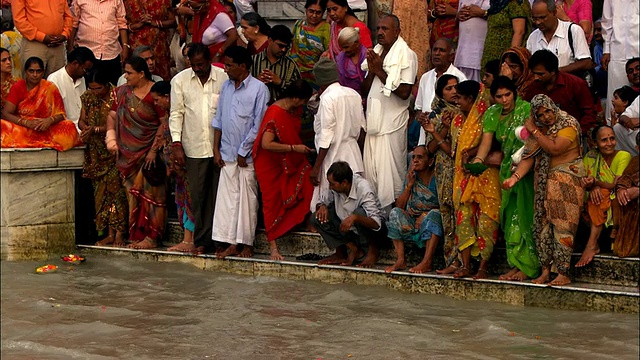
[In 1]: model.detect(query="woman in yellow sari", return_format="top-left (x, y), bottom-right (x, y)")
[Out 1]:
top-left (1, 57), bottom-right (78, 151)
top-left (577, 125), bottom-right (631, 267)
top-left (451, 80), bottom-right (501, 279)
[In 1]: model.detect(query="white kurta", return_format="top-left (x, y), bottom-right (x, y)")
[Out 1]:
top-left (47, 67), bottom-right (85, 131)
top-left (312, 83), bottom-right (366, 211)
top-left (364, 50), bottom-right (418, 209)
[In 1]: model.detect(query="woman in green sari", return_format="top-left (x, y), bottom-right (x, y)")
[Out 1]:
top-left (420, 74), bottom-right (462, 272)
top-left (472, 76), bottom-right (540, 281)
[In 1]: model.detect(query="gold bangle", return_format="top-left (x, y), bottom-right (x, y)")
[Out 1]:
top-left (513, 172), bottom-right (521, 180)
top-left (472, 156), bottom-right (485, 163)
top-left (290, 144), bottom-right (294, 152)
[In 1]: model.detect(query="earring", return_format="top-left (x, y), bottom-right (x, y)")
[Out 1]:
top-left (254, 31), bottom-right (258, 34)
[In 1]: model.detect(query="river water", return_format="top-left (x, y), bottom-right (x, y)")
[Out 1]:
top-left (1, 256), bottom-right (638, 360)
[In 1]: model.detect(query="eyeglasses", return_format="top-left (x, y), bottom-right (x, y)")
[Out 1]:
top-left (274, 42), bottom-right (290, 50)
top-left (82, 66), bottom-right (91, 74)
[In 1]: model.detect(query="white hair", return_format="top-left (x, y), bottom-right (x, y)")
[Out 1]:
top-left (338, 27), bottom-right (360, 44)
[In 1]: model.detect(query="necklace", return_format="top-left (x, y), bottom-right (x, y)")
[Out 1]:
top-left (130, 95), bottom-right (143, 112)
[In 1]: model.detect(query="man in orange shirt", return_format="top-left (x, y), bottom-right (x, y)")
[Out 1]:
top-left (11, 0), bottom-right (73, 77)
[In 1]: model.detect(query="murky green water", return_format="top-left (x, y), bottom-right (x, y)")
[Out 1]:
top-left (1, 256), bottom-right (638, 359)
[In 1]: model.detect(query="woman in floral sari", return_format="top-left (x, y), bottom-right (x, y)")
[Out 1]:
top-left (106, 56), bottom-right (167, 249)
top-left (1, 57), bottom-right (78, 151)
top-left (504, 94), bottom-right (585, 286)
top-left (420, 74), bottom-right (462, 273)
top-left (612, 133), bottom-right (639, 258)
top-left (474, 76), bottom-right (539, 281)
top-left (126, 0), bottom-right (176, 80)
top-left (325, 0), bottom-right (372, 60)
top-left (450, 80), bottom-right (500, 279)
top-left (79, 70), bottom-right (128, 247)
top-left (253, 80), bottom-right (315, 261)
top-left (289, 0), bottom-right (330, 89)
top-left (576, 125), bottom-right (631, 267)
top-left (500, 46), bottom-right (535, 97)
top-left (1, 47), bottom-right (15, 111)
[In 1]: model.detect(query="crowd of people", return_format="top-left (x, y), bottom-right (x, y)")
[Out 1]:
top-left (0, 0), bottom-right (638, 286)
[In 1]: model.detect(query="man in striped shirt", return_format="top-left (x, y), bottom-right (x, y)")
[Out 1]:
top-left (250, 24), bottom-right (301, 103)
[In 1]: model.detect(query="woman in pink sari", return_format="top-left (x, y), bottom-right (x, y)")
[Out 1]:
top-left (325, 0), bottom-right (372, 60)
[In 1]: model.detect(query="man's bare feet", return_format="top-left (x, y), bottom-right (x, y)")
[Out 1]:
top-left (239, 246), bottom-right (253, 258)
top-left (217, 244), bottom-right (241, 259)
top-left (549, 273), bottom-right (571, 286)
top-left (95, 235), bottom-right (115, 246)
top-left (340, 243), bottom-right (362, 266)
top-left (473, 268), bottom-right (489, 280)
top-left (509, 270), bottom-right (528, 281)
top-left (576, 246), bottom-right (600, 267)
top-left (409, 261), bottom-right (432, 274)
top-left (128, 237), bottom-right (156, 249)
top-left (532, 268), bottom-right (551, 284)
top-left (318, 252), bottom-right (348, 265)
top-left (453, 267), bottom-right (471, 278)
top-left (356, 245), bottom-right (378, 268)
top-left (499, 267), bottom-right (519, 280)
top-left (436, 262), bottom-right (460, 275)
top-left (167, 241), bottom-right (197, 253)
top-left (385, 259), bottom-right (407, 273)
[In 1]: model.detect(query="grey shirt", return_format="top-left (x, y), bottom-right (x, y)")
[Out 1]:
top-left (321, 174), bottom-right (385, 232)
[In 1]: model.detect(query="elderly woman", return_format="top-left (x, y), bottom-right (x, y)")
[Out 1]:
top-left (500, 46), bottom-right (535, 97)
top-left (420, 74), bottom-right (462, 273)
top-left (126, 0), bottom-right (177, 80)
top-left (576, 125), bottom-right (631, 267)
top-left (335, 27), bottom-right (367, 97)
top-left (177, 0), bottom-right (238, 63)
top-left (289, 0), bottom-right (330, 89)
top-left (79, 70), bottom-right (128, 247)
top-left (1, 57), bottom-right (78, 150)
top-left (106, 56), bottom-right (167, 250)
top-left (478, 0), bottom-right (531, 69)
top-left (240, 12), bottom-right (271, 55)
top-left (253, 79), bottom-right (315, 261)
top-left (325, 0), bottom-right (372, 60)
top-left (612, 132), bottom-right (639, 258)
top-left (504, 94), bottom-right (585, 286)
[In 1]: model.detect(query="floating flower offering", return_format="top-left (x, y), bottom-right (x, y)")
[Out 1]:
top-left (61, 254), bottom-right (85, 264)
top-left (36, 264), bottom-right (58, 274)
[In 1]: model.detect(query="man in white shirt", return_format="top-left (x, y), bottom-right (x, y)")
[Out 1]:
top-left (527, 0), bottom-right (593, 73)
top-left (614, 96), bottom-right (639, 156)
top-left (168, 43), bottom-right (228, 254)
top-left (47, 46), bottom-right (95, 130)
top-left (116, 45), bottom-right (163, 85)
top-left (416, 38), bottom-right (466, 145)
top-left (309, 57), bottom-right (366, 212)
top-left (601, 0), bottom-right (640, 123)
top-left (361, 16), bottom-right (417, 264)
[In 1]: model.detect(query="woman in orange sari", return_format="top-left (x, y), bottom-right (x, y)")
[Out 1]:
top-left (126, 0), bottom-right (177, 80)
top-left (253, 79), bottom-right (315, 260)
top-left (1, 57), bottom-right (78, 151)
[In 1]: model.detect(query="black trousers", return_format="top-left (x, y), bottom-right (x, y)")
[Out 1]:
top-left (185, 157), bottom-right (220, 250)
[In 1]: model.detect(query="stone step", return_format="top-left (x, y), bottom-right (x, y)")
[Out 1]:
top-left (77, 245), bottom-right (639, 314)
top-left (164, 221), bottom-right (640, 288)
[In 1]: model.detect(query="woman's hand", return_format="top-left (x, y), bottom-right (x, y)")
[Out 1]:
top-left (499, 62), bottom-right (514, 79)
top-left (421, 119), bottom-right (436, 134)
top-left (580, 176), bottom-right (595, 189)
top-left (80, 126), bottom-right (93, 143)
top-left (144, 150), bottom-right (157, 170)
top-left (32, 117), bottom-right (55, 132)
top-left (502, 176), bottom-right (518, 189)
top-left (292, 144), bottom-right (315, 154)
top-left (441, 110), bottom-right (453, 128)
top-left (589, 185), bottom-right (603, 205)
top-left (618, 187), bottom-right (639, 205)
top-left (406, 162), bottom-right (416, 188)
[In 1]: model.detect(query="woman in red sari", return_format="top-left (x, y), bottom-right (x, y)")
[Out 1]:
top-left (1, 57), bottom-right (78, 151)
top-left (106, 56), bottom-right (167, 249)
top-left (428, 0), bottom-right (460, 48)
top-left (125, 0), bottom-right (177, 80)
top-left (253, 79), bottom-right (315, 260)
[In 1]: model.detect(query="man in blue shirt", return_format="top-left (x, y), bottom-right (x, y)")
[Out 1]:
top-left (212, 46), bottom-right (270, 259)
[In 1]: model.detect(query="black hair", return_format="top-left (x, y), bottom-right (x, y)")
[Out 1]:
top-left (326, 0), bottom-right (356, 16)
top-left (529, 49), bottom-right (559, 73)
top-left (613, 86), bottom-right (640, 106)
top-left (24, 56), bottom-right (44, 71)
top-left (125, 56), bottom-right (153, 80)
top-left (501, 52), bottom-right (524, 69)
top-left (269, 25), bottom-right (293, 44)
top-left (490, 76), bottom-right (519, 97)
top-left (86, 70), bottom-right (110, 86)
top-left (281, 79), bottom-right (313, 100)
top-left (484, 59), bottom-right (501, 78)
top-left (242, 12), bottom-right (271, 36)
top-left (224, 46), bottom-right (253, 70)
top-left (435, 74), bottom-right (459, 98)
top-left (327, 161), bottom-right (353, 183)
top-left (626, 57), bottom-right (640, 70)
top-left (305, 0), bottom-right (328, 11)
top-left (67, 46), bottom-right (96, 65)
top-left (591, 124), bottom-right (613, 141)
top-left (456, 80), bottom-right (481, 102)
top-left (0, 47), bottom-right (8, 56)
top-left (150, 81), bottom-right (171, 96)
top-left (187, 42), bottom-right (211, 62)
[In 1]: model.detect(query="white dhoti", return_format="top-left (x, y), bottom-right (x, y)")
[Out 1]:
top-left (211, 162), bottom-right (259, 246)
top-left (605, 59), bottom-right (632, 124)
top-left (363, 129), bottom-right (407, 210)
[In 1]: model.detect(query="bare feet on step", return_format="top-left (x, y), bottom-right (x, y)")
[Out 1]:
top-left (436, 262), bottom-right (460, 275)
top-left (409, 261), bottom-right (432, 274)
top-left (549, 273), bottom-right (571, 286)
top-left (238, 246), bottom-right (253, 258)
top-left (340, 243), bottom-right (362, 266)
top-left (95, 235), bottom-right (115, 246)
top-left (453, 266), bottom-right (471, 278)
top-left (499, 267), bottom-right (519, 280)
top-left (318, 252), bottom-right (348, 265)
top-left (113, 232), bottom-right (126, 247)
top-left (128, 237), bottom-right (156, 249)
top-left (473, 268), bottom-right (489, 280)
top-left (576, 246), bottom-right (600, 267)
top-left (385, 259), bottom-right (407, 273)
top-left (217, 244), bottom-right (240, 259)
top-left (509, 270), bottom-right (528, 281)
top-left (167, 241), bottom-right (197, 253)
top-left (532, 268), bottom-right (551, 284)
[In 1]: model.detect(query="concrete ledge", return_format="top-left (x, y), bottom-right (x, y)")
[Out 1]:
top-left (77, 245), bottom-right (640, 314)
top-left (0, 147), bottom-right (85, 172)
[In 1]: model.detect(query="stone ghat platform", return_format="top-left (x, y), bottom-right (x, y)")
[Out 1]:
top-left (78, 226), bottom-right (639, 314)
